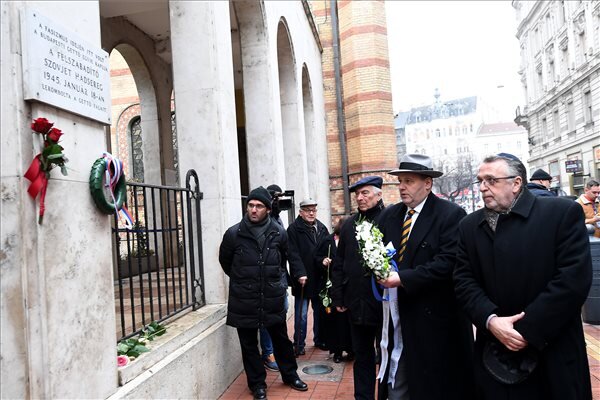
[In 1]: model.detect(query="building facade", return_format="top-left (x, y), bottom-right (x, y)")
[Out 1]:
top-left (404, 92), bottom-right (482, 173)
top-left (399, 91), bottom-right (528, 212)
top-left (513, 0), bottom-right (600, 195)
top-left (311, 0), bottom-right (399, 219)
top-left (1, 1), bottom-right (329, 398)
top-left (1, 0), bottom-right (398, 398)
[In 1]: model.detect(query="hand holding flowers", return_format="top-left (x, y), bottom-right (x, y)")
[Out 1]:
top-left (355, 218), bottom-right (396, 280)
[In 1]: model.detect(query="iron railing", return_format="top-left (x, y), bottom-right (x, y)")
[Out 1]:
top-left (113, 170), bottom-right (205, 340)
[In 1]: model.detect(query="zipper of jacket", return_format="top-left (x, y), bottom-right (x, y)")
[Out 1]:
top-left (257, 229), bottom-right (279, 327)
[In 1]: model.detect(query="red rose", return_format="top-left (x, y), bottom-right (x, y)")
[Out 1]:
top-left (31, 118), bottom-right (54, 134)
top-left (47, 128), bottom-right (63, 142)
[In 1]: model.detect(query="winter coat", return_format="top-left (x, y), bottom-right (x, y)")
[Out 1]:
top-left (218, 216), bottom-right (304, 329)
top-left (454, 189), bottom-right (592, 400)
top-left (287, 216), bottom-right (329, 298)
top-left (314, 233), bottom-right (353, 354)
top-left (526, 182), bottom-right (556, 197)
top-left (331, 200), bottom-right (385, 326)
top-left (577, 194), bottom-right (600, 238)
top-left (377, 193), bottom-right (474, 400)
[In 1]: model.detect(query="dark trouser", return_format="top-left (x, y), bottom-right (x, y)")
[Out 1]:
top-left (350, 323), bottom-right (379, 400)
top-left (237, 321), bottom-right (299, 391)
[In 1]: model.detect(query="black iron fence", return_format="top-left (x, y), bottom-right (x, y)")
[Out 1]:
top-left (113, 170), bottom-right (205, 340)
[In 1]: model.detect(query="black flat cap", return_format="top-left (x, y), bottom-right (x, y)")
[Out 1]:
top-left (349, 176), bottom-right (383, 192)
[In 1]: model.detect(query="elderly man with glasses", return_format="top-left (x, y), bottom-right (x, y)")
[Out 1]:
top-left (287, 198), bottom-right (329, 356)
top-left (454, 153), bottom-right (592, 400)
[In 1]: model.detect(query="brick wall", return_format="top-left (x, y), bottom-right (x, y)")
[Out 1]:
top-left (310, 0), bottom-right (399, 221)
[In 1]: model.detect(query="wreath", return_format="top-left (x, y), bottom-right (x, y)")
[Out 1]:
top-left (89, 153), bottom-right (132, 228)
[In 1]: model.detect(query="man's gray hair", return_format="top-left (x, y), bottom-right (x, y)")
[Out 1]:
top-left (482, 154), bottom-right (527, 183)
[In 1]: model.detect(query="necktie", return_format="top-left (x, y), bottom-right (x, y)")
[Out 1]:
top-left (398, 210), bottom-right (415, 262)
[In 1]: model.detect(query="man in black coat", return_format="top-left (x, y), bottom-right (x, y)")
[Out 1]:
top-left (331, 175), bottom-right (385, 400)
top-left (376, 154), bottom-right (474, 400)
top-left (219, 187), bottom-right (308, 400)
top-left (287, 198), bottom-right (329, 355)
top-left (454, 154), bottom-right (592, 400)
top-left (526, 168), bottom-right (556, 197)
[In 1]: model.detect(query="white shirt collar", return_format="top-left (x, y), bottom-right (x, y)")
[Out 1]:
top-left (408, 195), bottom-right (428, 215)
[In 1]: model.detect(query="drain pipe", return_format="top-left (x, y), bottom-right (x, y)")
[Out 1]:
top-left (330, 0), bottom-right (351, 215)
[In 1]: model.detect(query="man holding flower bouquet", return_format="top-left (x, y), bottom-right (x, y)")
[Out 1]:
top-left (376, 154), bottom-right (475, 400)
top-left (331, 176), bottom-right (386, 400)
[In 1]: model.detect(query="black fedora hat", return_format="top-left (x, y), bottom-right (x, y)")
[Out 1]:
top-left (482, 340), bottom-right (538, 385)
top-left (388, 154), bottom-right (443, 178)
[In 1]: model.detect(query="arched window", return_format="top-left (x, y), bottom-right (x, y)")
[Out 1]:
top-left (129, 116), bottom-right (144, 182)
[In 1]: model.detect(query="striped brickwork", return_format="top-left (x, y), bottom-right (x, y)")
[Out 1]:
top-left (310, 0), bottom-right (399, 219)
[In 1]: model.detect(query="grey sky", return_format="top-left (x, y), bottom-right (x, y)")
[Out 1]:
top-left (385, 0), bottom-right (524, 120)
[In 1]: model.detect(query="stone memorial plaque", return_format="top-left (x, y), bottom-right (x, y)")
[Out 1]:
top-left (20, 8), bottom-right (111, 124)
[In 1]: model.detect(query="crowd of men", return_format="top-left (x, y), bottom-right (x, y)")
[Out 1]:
top-left (219, 152), bottom-right (596, 400)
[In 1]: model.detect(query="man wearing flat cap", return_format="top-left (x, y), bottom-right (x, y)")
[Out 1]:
top-left (331, 175), bottom-right (386, 399)
top-left (219, 186), bottom-right (308, 399)
top-left (454, 154), bottom-right (591, 399)
top-left (377, 154), bottom-right (475, 400)
top-left (287, 198), bottom-right (329, 355)
top-left (526, 169), bottom-right (556, 197)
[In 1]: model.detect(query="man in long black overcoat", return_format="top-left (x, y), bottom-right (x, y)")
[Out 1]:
top-left (454, 153), bottom-right (592, 400)
top-left (377, 154), bottom-right (475, 400)
top-left (287, 198), bottom-right (329, 354)
top-left (331, 175), bottom-right (385, 400)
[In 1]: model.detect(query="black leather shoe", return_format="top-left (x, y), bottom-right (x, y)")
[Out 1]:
top-left (253, 387), bottom-right (267, 400)
top-left (333, 353), bottom-right (343, 363)
top-left (287, 378), bottom-right (308, 391)
top-left (294, 348), bottom-right (305, 357)
top-left (315, 342), bottom-right (329, 351)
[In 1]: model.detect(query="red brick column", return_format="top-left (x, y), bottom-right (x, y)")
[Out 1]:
top-left (311, 0), bottom-right (399, 222)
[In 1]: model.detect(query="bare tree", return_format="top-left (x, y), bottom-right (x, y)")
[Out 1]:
top-left (433, 153), bottom-right (477, 205)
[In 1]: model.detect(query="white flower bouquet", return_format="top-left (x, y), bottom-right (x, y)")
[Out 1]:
top-left (355, 218), bottom-right (396, 280)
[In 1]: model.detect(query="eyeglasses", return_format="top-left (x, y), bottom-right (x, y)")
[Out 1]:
top-left (301, 208), bottom-right (317, 214)
top-left (473, 176), bottom-right (517, 187)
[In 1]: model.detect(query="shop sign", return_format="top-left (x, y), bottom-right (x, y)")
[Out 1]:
top-left (565, 159), bottom-right (583, 173)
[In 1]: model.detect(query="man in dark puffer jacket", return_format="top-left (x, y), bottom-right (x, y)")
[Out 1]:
top-left (219, 186), bottom-right (308, 400)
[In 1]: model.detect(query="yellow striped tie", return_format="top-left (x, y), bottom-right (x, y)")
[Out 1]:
top-left (398, 209), bottom-right (415, 262)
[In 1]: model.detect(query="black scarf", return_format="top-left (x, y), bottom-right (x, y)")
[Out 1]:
top-left (358, 199), bottom-right (385, 221)
top-left (243, 213), bottom-right (271, 248)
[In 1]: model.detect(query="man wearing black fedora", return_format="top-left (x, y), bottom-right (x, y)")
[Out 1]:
top-left (331, 175), bottom-right (386, 400)
top-left (376, 154), bottom-right (475, 400)
top-left (526, 168), bottom-right (556, 197)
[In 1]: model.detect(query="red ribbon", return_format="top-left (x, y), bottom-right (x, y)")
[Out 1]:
top-left (24, 154), bottom-right (48, 223)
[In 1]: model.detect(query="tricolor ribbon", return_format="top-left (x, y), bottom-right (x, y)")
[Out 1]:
top-left (102, 152), bottom-right (133, 229)
top-left (24, 154), bottom-right (49, 224)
